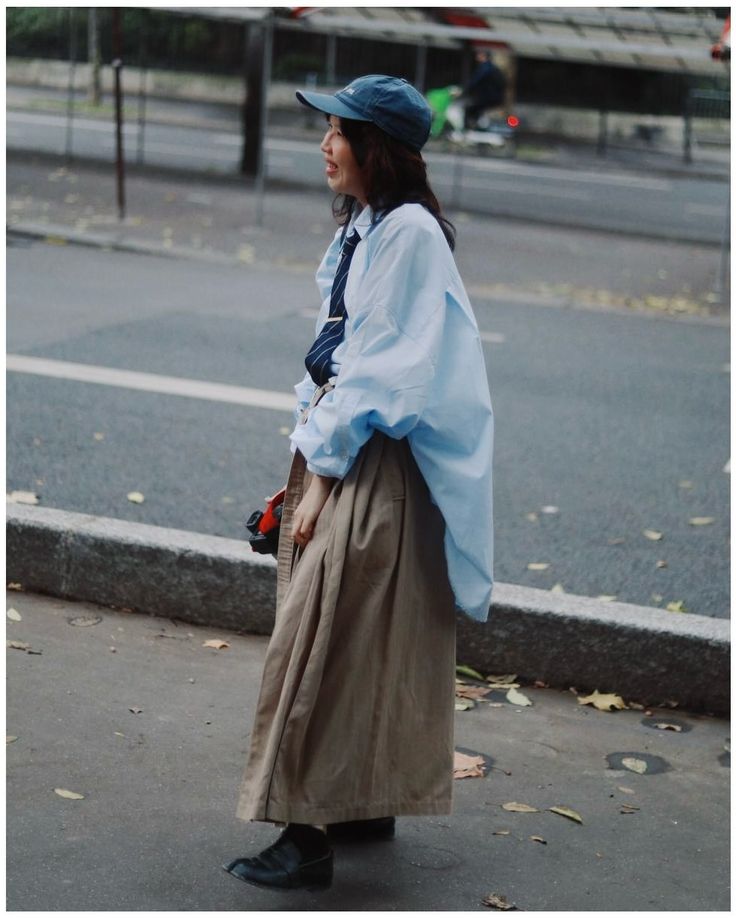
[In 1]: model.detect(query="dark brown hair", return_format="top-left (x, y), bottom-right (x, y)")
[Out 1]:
top-left (332, 117), bottom-right (456, 251)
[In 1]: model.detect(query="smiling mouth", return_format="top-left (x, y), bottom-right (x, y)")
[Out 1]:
top-left (325, 160), bottom-right (338, 175)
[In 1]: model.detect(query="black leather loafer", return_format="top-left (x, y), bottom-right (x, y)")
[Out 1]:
top-left (326, 816), bottom-right (396, 842)
top-left (223, 829), bottom-right (333, 891)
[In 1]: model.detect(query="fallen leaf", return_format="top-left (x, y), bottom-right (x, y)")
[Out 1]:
top-left (678, 480), bottom-right (694, 489)
top-left (656, 560), bottom-right (668, 569)
top-left (620, 804), bottom-right (640, 812)
top-left (577, 690), bottom-right (628, 712)
top-left (93, 432), bottom-right (105, 441)
top-left (457, 663), bottom-right (485, 681)
top-left (127, 491), bottom-right (145, 504)
top-left (482, 892), bottom-right (517, 910)
top-left (486, 673), bottom-right (517, 684)
top-left (502, 801), bottom-right (539, 813)
top-left (529, 835), bottom-right (547, 844)
top-left (7, 583), bottom-right (22, 591)
top-left (128, 707), bottom-right (143, 714)
top-left (628, 701), bottom-right (645, 710)
top-left (527, 562), bottom-right (550, 571)
top-left (202, 639), bottom-right (229, 650)
top-left (724, 738), bottom-right (730, 753)
top-left (114, 731), bottom-right (125, 737)
top-left (643, 529), bottom-right (663, 541)
top-left (617, 786), bottom-right (635, 794)
top-left (453, 751), bottom-right (486, 779)
top-left (550, 583), bottom-right (565, 593)
top-left (7, 735), bottom-right (18, 744)
top-left (540, 505), bottom-right (559, 514)
top-left (54, 788), bottom-right (85, 800)
top-left (666, 601), bottom-right (686, 613)
top-left (6, 640), bottom-right (31, 651)
top-left (689, 517), bottom-right (714, 526)
top-left (549, 805), bottom-right (583, 824)
top-left (493, 829), bottom-right (511, 836)
top-left (7, 608), bottom-right (22, 622)
top-left (597, 595), bottom-right (617, 602)
top-left (525, 512), bottom-right (538, 522)
top-left (7, 490), bottom-right (39, 505)
top-left (653, 722), bottom-right (682, 732)
top-left (506, 687), bottom-right (532, 707)
top-left (621, 756), bottom-right (648, 774)
top-left (456, 684), bottom-right (492, 700)
top-left (455, 700), bottom-right (475, 711)
top-left (67, 616), bottom-right (101, 627)
top-left (533, 679), bottom-right (549, 688)
top-left (608, 537), bottom-right (625, 545)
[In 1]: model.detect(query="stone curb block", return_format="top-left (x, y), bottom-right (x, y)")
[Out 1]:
top-left (7, 504), bottom-right (730, 713)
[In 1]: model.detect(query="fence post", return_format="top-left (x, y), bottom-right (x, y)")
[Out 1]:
top-left (65, 7), bottom-right (77, 163)
top-left (683, 91), bottom-right (693, 164)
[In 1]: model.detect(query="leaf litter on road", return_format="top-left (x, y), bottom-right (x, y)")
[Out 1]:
top-left (54, 788), bottom-right (85, 800)
top-left (482, 892), bottom-right (517, 910)
top-left (577, 690), bottom-right (628, 711)
top-left (202, 639), bottom-right (230, 650)
top-left (6, 608), bottom-right (22, 622)
top-left (502, 802), bottom-right (539, 813)
top-left (643, 529), bottom-right (663, 541)
top-left (7, 491), bottom-right (39, 505)
top-left (549, 805), bottom-right (583, 824)
top-left (456, 663), bottom-right (485, 681)
top-left (506, 687), bottom-right (532, 706)
top-left (453, 751), bottom-right (486, 779)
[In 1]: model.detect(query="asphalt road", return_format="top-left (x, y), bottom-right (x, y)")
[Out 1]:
top-left (6, 237), bottom-right (729, 618)
top-left (6, 108), bottom-right (729, 244)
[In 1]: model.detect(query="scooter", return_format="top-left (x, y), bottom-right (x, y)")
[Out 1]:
top-left (426, 85), bottom-right (519, 156)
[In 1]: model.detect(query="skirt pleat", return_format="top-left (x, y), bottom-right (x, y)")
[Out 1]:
top-left (236, 432), bottom-right (457, 825)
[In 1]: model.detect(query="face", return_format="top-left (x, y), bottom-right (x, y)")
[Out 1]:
top-left (320, 116), bottom-right (367, 205)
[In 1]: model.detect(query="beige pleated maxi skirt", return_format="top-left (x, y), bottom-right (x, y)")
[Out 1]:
top-left (236, 414), bottom-right (457, 826)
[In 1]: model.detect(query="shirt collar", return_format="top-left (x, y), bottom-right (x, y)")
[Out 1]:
top-left (352, 205), bottom-right (374, 239)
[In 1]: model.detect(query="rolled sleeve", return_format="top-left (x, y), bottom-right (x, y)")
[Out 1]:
top-left (289, 216), bottom-right (449, 478)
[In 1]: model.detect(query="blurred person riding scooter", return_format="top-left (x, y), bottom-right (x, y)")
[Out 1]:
top-left (459, 49), bottom-right (507, 129)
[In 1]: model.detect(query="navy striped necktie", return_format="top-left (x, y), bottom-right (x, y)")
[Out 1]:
top-left (305, 229), bottom-right (362, 386)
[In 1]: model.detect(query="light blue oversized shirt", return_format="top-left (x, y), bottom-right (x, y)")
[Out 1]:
top-left (290, 203), bottom-right (494, 622)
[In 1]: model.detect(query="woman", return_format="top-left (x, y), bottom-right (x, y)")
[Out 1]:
top-left (224, 75), bottom-right (494, 892)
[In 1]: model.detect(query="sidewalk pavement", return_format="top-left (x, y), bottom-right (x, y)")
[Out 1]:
top-left (7, 150), bottom-right (728, 321)
top-left (6, 590), bottom-right (730, 911)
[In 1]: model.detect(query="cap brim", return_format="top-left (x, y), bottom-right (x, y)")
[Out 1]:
top-left (295, 89), bottom-right (371, 122)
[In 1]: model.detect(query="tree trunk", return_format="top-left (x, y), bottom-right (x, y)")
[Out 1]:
top-left (87, 8), bottom-right (101, 106)
top-left (241, 24), bottom-right (264, 177)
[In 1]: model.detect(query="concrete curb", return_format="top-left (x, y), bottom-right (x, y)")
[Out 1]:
top-left (7, 504), bottom-right (729, 713)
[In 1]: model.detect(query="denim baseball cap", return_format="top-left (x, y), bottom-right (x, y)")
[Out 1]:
top-left (296, 74), bottom-right (432, 151)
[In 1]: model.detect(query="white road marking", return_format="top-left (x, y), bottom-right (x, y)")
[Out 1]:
top-left (6, 354), bottom-right (295, 413)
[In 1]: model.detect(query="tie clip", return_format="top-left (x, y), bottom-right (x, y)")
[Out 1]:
top-left (325, 316), bottom-right (344, 322)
